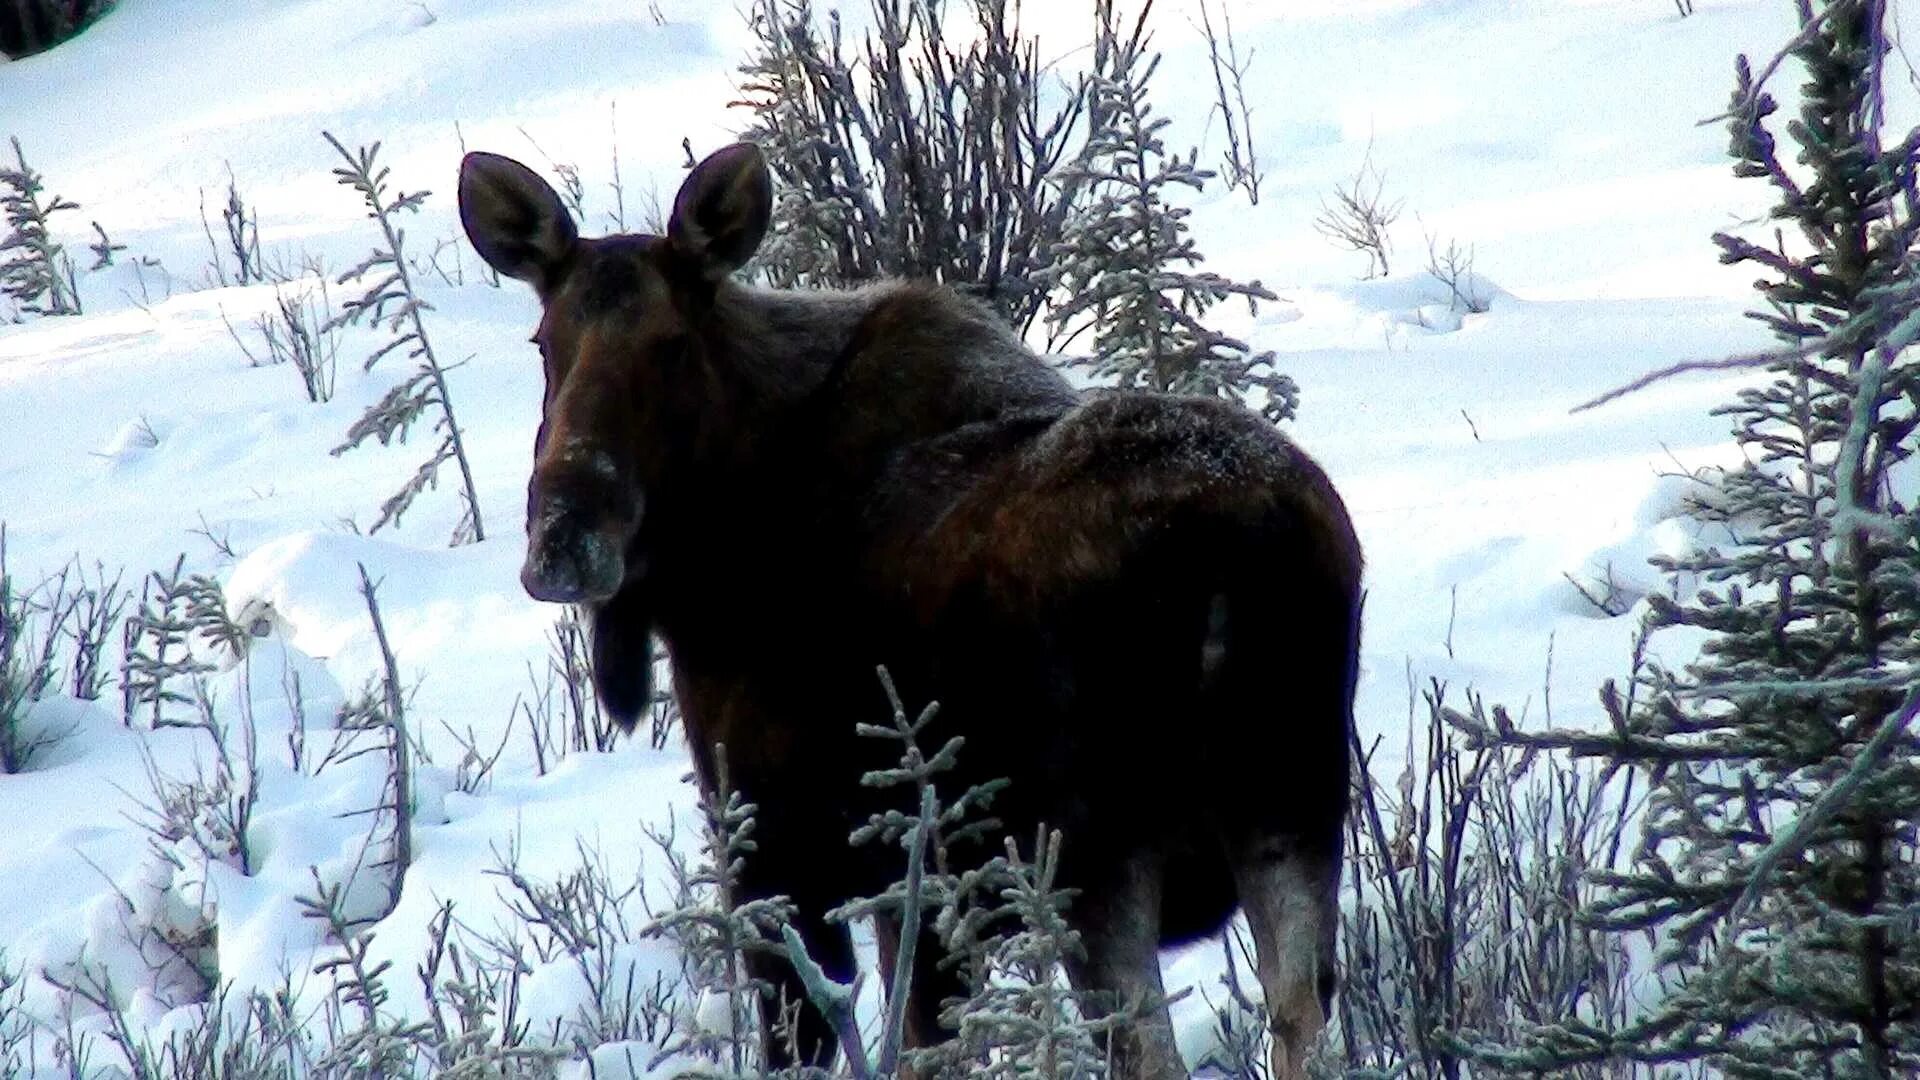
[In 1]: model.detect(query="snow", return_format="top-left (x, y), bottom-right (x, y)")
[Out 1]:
top-left (0, 0), bottom-right (1889, 1073)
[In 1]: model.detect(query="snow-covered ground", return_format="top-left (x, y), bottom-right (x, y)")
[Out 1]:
top-left (0, 0), bottom-right (1885, 1073)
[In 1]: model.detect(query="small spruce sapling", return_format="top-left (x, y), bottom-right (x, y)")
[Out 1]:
top-left (324, 132), bottom-right (486, 546)
top-left (643, 748), bottom-right (797, 1074)
top-left (0, 136), bottom-right (82, 316)
top-left (87, 221), bottom-right (124, 270)
top-left (823, 669), bottom-right (1117, 1077)
top-left (297, 867), bottom-right (431, 1076)
top-left (938, 828), bottom-right (1120, 1079)
top-left (1045, 2), bottom-right (1297, 423)
top-left (119, 556), bottom-right (238, 730)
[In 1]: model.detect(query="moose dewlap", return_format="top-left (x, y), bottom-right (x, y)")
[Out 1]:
top-left (459, 140), bottom-right (1362, 1080)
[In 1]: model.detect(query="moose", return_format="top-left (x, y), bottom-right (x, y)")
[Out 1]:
top-left (458, 142), bottom-right (1362, 1079)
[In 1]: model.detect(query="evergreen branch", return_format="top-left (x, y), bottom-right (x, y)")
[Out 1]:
top-left (1728, 677), bottom-right (1920, 923)
top-left (1571, 345), bottom-right (1822, 413)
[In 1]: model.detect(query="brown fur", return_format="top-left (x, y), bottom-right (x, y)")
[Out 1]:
top-left (460, 143), bottom-right (1362, 1079)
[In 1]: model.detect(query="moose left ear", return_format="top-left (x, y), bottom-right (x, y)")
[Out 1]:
top-left (668, 142), bottom-right (772, 280)
top-left (459, 151), bottom-right (579, 291)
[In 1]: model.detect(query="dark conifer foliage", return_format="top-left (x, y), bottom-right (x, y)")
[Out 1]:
top-left (1451, 2), bottom-right (1920, 1074)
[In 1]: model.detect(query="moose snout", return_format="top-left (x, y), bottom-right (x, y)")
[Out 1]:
top-left (521, 499), bottom-right (628, 604)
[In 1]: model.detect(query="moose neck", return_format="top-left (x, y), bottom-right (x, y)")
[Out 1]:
top-left (631, 281), bottom-right (890, 655)
top-left (708, 280), bottom-right (877, 394)
top-left (641, 279), bottom-right (883, 521)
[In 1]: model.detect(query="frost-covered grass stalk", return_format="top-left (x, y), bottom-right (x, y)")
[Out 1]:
top-left (199, 170), bottom-right (264, 288)
top-left (324, 131), bottom-right (486, 546)
top-left (1196, 0), bottom-right (1262, 206)
top-left (415, 899), bottom-right (571, 1075)
top-left (268, 275), bottom-right (341, 403)
top-left (0, 135), bottom-right (82, 317)
top-left (1, 531), bottom-right (129, 770)
top-left (0, 951), bottom-right (30, 1075)
top-left (485, 836), bottom-right (674, 1057)
top-left (223, 268), bottom-right (342, 404)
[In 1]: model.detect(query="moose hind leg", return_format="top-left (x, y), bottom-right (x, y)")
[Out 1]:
top-left (1061, 854), bottom-right (1186, 1080)
top-left (1228, 830), bottom-right (1341, 1080)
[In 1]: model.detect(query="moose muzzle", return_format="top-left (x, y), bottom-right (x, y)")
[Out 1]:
top-left (520, 469), bottom-right (640, 604)
top-left (521, 509), bottom-right (625, 603)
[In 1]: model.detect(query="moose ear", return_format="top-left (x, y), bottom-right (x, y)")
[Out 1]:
top-left (458, 151), bottom-right (579, 290)
top-left (668, 142), bottom-right (772, 280)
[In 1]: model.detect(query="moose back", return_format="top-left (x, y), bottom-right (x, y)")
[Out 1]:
top-left (458, 142), bottom-right (1362, 1080)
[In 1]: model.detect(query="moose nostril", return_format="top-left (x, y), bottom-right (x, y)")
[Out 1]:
top-left (521, 558), bottom-right (584, 603)
top-left (523, 504), bottom-right (624, 603)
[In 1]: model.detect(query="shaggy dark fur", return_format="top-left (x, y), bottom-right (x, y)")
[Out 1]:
top-left (459, 143), bottom-right (1362, 1080)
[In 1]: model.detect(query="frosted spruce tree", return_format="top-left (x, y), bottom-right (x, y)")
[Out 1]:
top-left (1042, 2), bottom-right (1296, 423)
top-left (0, 137), bottom-right (81, 317)
top-left (1450, 2), bottom-right (1920, 1074)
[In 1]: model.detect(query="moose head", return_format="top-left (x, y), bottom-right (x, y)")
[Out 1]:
top-left (456, 143), bottom-right (773, 605)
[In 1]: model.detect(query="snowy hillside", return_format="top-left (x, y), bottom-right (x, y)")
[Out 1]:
top-left (0, 0), bottom-right (1885, 1075)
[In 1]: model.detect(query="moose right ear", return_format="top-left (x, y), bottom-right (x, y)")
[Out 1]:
top-left (458, 151), bottom-right (579, 291)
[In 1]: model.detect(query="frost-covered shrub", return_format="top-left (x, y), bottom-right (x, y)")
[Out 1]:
top-left (1313, 145), bottom-right (1401, 282)
top-left (735, 0), bottom-right (1107, 334)
top-left (1326, 681), bottom-right (1637, 1079)
top-left (0, 540), bottom-right (127, 771)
